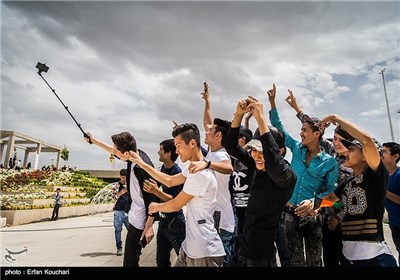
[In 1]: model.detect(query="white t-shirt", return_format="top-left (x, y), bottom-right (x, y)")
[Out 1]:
top-left (181, 165), bottom-right (225, 259)
top-left (343, 240), bottom-right (393, 260)
top-left (206, 149), bottom-right (235, 233)
top-left (127, 163), bottom-right (147, 230)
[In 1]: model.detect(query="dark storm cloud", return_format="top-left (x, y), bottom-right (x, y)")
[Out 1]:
top-left (1, 1), bottom-right (399, 166)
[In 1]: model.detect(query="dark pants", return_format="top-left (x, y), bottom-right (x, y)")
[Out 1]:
top-left (156, 215), bottom-right (186, 267)
top-left (236, 249), bottom-right (277, 267)
top-left (123, 223), bottom-right (143, 267)
top-left (51, 204), bottom-right (61, 220)
top-left (232, 235), bottom-right (277, 267)
top-left (283, 207), bottom-right (323, 267)
top-left (234, 208), bottom-right (246, 237)
top-left (276, 211), bottom-right (291, 267)
top-left (322, 213), bottom-right (345, 267)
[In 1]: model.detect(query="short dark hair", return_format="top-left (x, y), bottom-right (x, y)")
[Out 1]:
top-left (172, 123), bottom-right (200, 148)
top-left (111, 132), bottom-right (137, 153)
top-left (239, 127), bottom-right (253, 144)
top-left (254, 126), bottom-right (286, 156)
top-left (160, 139), bottom-right (178, 162)
top-left (214, 118), bottom-right (231, 147)
top-left (301, 114), bottom-right (325, 140)
top-left (56, 188), bottom-right (61, 191)
top-left (334, 126), bottom-right (354, 141)
top-left (383, 142), bottom-right (400, 164)
top-left (269, 126), bottom-right (285, 149)
top-left (119, 168), bottom-right (127, 176)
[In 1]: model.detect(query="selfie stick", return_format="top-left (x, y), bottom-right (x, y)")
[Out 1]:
top-left (35, 62), bottom-right (92, 144)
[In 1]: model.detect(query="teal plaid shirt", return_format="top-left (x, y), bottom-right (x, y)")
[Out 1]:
top-left (269, 108), bottom-right (339, 205)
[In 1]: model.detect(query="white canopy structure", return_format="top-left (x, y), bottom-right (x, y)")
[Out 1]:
top-left (0, 130), bottom-right (62, 169)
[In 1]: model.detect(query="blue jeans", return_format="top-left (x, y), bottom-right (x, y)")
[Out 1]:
top-left (114, 210), bottom-right (129, 249)
top-left (219, 228), bottom-right (235, 267)
top-left (157, 215), bottom-right (186, 267)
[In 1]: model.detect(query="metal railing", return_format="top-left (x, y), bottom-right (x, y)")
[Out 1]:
top-left (63, 162), bottom-right (126, 171)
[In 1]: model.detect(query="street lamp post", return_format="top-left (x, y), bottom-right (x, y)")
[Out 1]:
top-left (379, 68), bottom-right (395, 141)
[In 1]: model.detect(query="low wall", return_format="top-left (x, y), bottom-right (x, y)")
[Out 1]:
top-left (1, 204), bottom-right (113, 226)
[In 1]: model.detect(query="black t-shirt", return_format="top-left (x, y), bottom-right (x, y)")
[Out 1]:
top-left (160, 164), bottom-right (185, 219)
top-left (229, 157), bottom-right (255, 218)
top-left (334, 161), bottom-right (388, 242)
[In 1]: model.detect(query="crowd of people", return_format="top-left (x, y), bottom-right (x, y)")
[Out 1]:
top-left (84, 82), bottom-right (399, 268)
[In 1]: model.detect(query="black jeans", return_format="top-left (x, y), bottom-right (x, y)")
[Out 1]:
top-left (321, 212), bottom-right (345, 267)
top-left (156, 215), bottom-right (186, 267)
top-left (390, 225), bottom-right (400, 265)
top-left (236, 254), bottom-right (277, 267)
top-left (123, 223), bottom-right (144, 267)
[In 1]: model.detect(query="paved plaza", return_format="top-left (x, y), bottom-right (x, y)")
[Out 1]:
top-left (1, 212), bottom-right (164, 268)
top-left (1, 211), bottom-right (398, 276)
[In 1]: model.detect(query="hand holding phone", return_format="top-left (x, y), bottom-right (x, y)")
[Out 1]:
top-left (139, 238), bottom-right (147, 249)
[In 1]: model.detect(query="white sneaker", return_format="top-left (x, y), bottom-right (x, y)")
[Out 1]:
top-left (116, 248), bottom-right (123, 256)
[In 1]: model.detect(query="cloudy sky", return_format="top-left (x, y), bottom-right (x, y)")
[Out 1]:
top-left (1, 0), bottom-right (399, 170)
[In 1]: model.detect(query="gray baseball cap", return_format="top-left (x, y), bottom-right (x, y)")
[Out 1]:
top-left (244, 139), bottom-right (263, 152)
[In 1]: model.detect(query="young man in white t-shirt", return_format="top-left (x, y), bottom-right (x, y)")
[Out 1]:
top-left (129, 123), bottom-right (225, 267)
top-left (199, 82), bottom-right (236, 266)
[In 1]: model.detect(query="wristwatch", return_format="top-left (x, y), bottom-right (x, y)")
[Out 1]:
top-left (203, 158), bottom-right (211, 168)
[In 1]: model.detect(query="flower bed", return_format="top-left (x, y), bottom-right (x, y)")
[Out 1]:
top-left (0, 169), bottom-right (111, 210)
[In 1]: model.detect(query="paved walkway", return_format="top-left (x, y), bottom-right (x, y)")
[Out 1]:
top-left (1, 212), bottom-right (174, 268)
top-left (1, 212), bottom-right (398, 272)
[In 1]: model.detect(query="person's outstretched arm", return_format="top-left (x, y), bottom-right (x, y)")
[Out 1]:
top-left (84, 132), bottom-right (114, 154)
top-left (129, 151), bottom-right (186, 187)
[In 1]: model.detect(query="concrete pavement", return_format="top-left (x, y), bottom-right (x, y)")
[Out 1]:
top-left (1, 212), bottom-right (174, 268)
top-left (1, 211), bottom-right (398, 270)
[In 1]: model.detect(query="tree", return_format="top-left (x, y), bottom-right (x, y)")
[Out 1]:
top-left (60, 145), bottom-right (69, 163)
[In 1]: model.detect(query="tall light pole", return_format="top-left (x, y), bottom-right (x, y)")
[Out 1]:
top-left (379, 68), bottom-right (395, 141)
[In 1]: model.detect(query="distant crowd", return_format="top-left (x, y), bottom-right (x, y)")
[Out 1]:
top-left (0, 158), bottom-right (76, 173)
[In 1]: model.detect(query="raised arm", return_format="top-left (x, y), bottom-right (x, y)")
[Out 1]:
top-left (232, 99), bottom-right (250, 128)
top-left (267, 83), bottom-right (278, 109)
top-left (202, 81), bottom-right (213, 132)
top-left (285, 89), bottom-right (308, 123)
top-left (84, 132), bottom-right (114, 154)
top-left (246, 95), bottom-right (269, 136)
top-left (244, 111), bottom-right (253, 130)
top-left (285, 89), bottom-right (302, 115)
top-left (318, 114), bottom-right (381, 171)
top-left (267, 84), bottom-right (299, 151)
